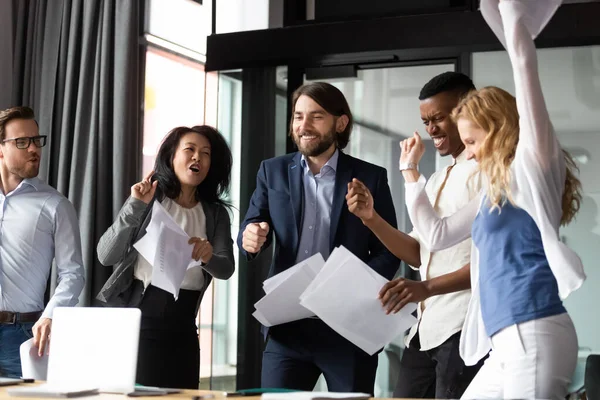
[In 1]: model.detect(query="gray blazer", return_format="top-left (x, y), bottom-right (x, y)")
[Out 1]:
top-left (96, 196), bottom-right (234, 313)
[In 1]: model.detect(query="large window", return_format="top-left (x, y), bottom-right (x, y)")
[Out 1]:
top-left (307, 63), bottom-right (454, 397)
top-left (473, 45), bottom-right (600, 391)
top-left (143, 0), bottom-right (242, 390)
top-left (142, 47), bottom-right (206, 175)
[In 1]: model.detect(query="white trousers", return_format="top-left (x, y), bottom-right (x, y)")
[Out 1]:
top-left (461, 313), bottom-right (578, 400)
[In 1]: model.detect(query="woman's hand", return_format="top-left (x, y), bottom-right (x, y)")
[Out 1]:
top-left (346, 178), bottom-right (375, 223)
top-left (189, 237), bottom-right (213, 264)
top-left (131, 170), bottom-right (157, 204)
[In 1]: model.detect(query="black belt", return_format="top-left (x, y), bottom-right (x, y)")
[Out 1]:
top-left (0, 311), bottom-right (43, 324)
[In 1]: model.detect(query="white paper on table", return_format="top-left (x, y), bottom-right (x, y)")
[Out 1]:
top-left (263, 253), bottom-right (325, 294)
top-left (150, 222), bottom-right (193, 299)
top-left (262, 392), bottom-right (370, 400)
top-left (300, 250), bottom-right (417, 355)
top-left (254, 265), bottom-right (319, 327)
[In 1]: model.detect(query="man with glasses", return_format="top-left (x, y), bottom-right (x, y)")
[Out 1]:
top-left (0, 106), bottom-right (84, 377)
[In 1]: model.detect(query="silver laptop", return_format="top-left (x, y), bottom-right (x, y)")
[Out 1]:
top-left (8, 307), bottom-right (141, 396)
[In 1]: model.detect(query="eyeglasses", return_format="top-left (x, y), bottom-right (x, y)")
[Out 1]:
top-left (2, 135), bottom-right (47, 149)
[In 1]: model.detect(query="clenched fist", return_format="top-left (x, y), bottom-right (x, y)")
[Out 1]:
top-left (242, 222), bottom-right (270, 254)
top-left (399, 131), bottom-right (426, 168)
top-left (346, 178), bottom-right (375, 222)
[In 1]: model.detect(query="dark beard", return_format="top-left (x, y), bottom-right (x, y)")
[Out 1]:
top-left (294, 129), bottom-right (336, 157)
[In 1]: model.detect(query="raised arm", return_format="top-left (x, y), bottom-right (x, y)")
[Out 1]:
top-left (97, 196), bottom-right (149, 266)
top-left (481, 0), bottom-right (563, 165)
top-left (400, 132), bottom-right (479, 251)
top-left (405, 175), bottom-right (480, 252)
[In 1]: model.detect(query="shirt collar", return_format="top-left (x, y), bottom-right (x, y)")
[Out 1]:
top-left (1, 177), bottom-right (41, 196)
top-left (18, 178), bottom-right (41, 191)
top-left (300, 148), bottom-right (339, 174)
top-left (452, 149), bottom-right (469, 165)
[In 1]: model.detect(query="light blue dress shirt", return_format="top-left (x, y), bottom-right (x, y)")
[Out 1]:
top-left (0, 178), bottom-right (85, 319)
top-left (295, 150), bottom-right (339, 264)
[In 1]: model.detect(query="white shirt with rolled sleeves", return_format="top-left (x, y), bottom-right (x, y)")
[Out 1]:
top-left (405, 150), bottom-right (478, 351)
top-left (0, 178), bottom-right (85, 319)
top-left (404, 0), bottom-right (586, 366)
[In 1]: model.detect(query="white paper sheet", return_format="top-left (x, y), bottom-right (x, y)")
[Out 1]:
top-left (150, 222), bottom-right (193, 299)
top-left (19, 338), bottom-right (48, 380)
top-left (300, 249), bottom-right (417, 355)
top-left (262, 392), bottom-right (370, 400)
top-left (254, 265), bottom-right (319, 327)
top-left (263, 253), bottom-right (325, 294)
top-left (132, 201), bottom-right (201, 299)
top-left (132, 226), bottom-right (158, 266)
top-left (300, 247), bottom-right (352, 301)
top-left (252, 309), bottom-right (272, 327)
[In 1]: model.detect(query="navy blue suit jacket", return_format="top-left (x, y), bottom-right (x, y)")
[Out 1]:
top-left (238, 151), bottom-right (400, 283)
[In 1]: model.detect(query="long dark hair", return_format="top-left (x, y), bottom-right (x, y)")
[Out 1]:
top-left (152, 125), bottom-right (232, 208)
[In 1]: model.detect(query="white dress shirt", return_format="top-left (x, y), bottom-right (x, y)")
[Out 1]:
top-left (405, 0), bottom-right (586, 366)
top-left (406, 150), bottom-right (479, 351)
top-left (0, 178), bottom-right (85, 319)
top-left (134, 197), bottom-right (207, 291)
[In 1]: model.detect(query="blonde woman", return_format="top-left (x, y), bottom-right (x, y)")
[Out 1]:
top-left (395, 0), bottom-right (585, 398)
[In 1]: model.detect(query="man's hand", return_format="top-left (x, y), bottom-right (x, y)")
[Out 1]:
top-left (242, 222), bottom-right (270, 254)
top-left (32, 317), bottom-right (52, 356)
top-left (399, 131), bottom-right (426, 168)
top-left (131, 170), bottom-right (157, 204)
top-left (379, 278), bottom-right (431, 315)
top-left (346, 178), bottom-right (375, 223)
top-left (189, 237), bottom-right (213, 264)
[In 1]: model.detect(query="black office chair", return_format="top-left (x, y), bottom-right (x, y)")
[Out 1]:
top-left (585, 354), bottom-right (600, 400)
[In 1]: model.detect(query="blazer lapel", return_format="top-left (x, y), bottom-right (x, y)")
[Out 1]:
top-left (330, 152), bottom-right (352, 249)
top-left (288, 153), bottom-right (303, 241)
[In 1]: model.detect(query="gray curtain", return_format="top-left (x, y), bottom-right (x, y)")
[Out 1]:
top-left (5, 0), bottom-right (141, 306)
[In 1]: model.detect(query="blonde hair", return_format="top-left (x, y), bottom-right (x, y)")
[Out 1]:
top-left (452, 86), bottom-right (581, 226)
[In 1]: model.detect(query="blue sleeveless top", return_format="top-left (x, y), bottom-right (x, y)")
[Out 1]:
top-left (472, 197), bottom-right (566, 337)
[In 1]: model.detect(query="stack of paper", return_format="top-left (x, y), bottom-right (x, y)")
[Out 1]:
top-left (253, 254), bottom-right (325, 327)
top-left (133, 201), bottom-right (203, 299)
top-left (300, 247), bottom-right (417, 355)
top-left (253, 246), bottom-right (417, 355)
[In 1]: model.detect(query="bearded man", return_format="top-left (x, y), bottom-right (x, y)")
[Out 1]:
top-left (238, 82), bottom-right (400, 394)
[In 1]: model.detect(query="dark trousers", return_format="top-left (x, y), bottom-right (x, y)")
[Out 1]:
top-left (136, 285), bottom-right (201, 389)
top-left (261, 319), bottom-right (378, 395)
top-left (393, 331), bottom-right (484, 399)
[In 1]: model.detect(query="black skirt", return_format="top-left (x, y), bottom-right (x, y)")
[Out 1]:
top-left (136, 283), bottom-right (202, 389)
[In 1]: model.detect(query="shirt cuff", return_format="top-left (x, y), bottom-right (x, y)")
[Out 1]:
top-left (404, 175), bottom-right (427, 203)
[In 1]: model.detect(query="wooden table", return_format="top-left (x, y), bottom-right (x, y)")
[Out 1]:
top-left (0, 384), bottom-right (223, 400)
top-left (0, 384), bottom-right (413, 400)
